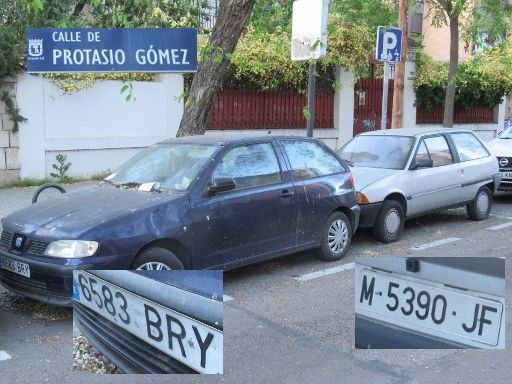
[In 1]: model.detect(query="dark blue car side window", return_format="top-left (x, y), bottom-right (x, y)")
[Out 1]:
top-left (212, 143), bottom-right (282, 190)
top-left (281, 140), bottom-right (344, 180)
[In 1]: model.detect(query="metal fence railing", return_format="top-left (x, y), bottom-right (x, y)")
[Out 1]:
top-left (416, 106), bottom-right (495, 124)
top-left (207, 89), bottom-right (335, 130)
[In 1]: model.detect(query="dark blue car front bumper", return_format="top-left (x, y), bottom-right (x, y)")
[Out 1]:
top-left (0, 249), bottom-right (133, 306)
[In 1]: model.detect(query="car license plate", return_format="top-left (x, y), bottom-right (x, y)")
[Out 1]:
top-left (500, 171), bottom-right (512, 179)
top-left (73, 271), bottom-right (223, 374)
top-left (0, 256), bottom-right (30, 278)
top-left (356, 269), bottom-right (503, 347)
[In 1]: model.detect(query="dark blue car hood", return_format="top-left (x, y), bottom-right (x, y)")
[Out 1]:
top-left (2, 185), bottom-right (185, 239)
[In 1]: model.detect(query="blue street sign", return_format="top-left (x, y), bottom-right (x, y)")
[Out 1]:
top-left (26, 28), bottom-right (197, 73)
top-left (376, 26), bottom-right (403, 63)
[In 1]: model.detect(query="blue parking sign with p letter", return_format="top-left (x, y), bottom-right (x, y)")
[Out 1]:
top-left (376, 26), bottom-right (403, 63)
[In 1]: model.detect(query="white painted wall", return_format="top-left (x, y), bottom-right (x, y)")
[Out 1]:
top-left (333, 68), bottom-right (355, 148)
top-left (17, 73), bottom-right (183, 179)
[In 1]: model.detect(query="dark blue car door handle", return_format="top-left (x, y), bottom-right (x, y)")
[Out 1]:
top-left (281, 189), bottom-right (295, 198)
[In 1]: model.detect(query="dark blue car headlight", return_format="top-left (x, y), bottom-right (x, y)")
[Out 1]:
top-left (44, 240), bottom-right (99, 258)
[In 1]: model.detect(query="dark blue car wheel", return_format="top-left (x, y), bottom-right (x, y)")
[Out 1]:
top-left (316, 211), bottom-right (352, 261)
top-left (132, 247), bottom-right (185, 270)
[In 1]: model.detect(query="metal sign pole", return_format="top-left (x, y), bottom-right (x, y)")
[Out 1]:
top-left (381, 61), bottom-right (389, 130)
top-left (307, 61), bottom-right (316, 138)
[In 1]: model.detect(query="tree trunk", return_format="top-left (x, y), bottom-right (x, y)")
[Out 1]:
top-left (176, 0), bottom-right (257, 137)
top-left (443, 11), bottom-right (460, 128)
top-left (391, 0), bottom-right (408, 128)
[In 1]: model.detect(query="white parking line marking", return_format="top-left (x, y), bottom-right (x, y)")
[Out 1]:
top-left (223, 295), bottom-right (233, 302)
top-left (411, 237), bottom-right (460, 251)
top-left (0, 351), bottom-right (12, 361)
top-left (491, 214), bottom-right (512, 220)
top-left (487, 222), bottom-right (512, 231)
top-left (295, 262), bottom-right (355, 282)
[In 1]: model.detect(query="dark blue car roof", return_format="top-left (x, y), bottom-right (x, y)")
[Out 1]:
top-left (158, 134), bottom-right (315, 146)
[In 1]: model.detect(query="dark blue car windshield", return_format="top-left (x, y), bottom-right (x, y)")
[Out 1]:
top-left (108, 143), bottom-right (218, 191)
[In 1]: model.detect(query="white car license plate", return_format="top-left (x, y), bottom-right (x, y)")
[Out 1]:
top-left (356, 269), bottom-right (503, 347)
top-left (0, 256), bottom-right (30, 278)
top-left (500, 171), bottom-right (512, 179)
top-left (73, 271), bottom-right (223, 374)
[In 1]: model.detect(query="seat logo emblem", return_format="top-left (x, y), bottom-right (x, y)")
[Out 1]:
top-left (14, 237), bottom-right (23, 249)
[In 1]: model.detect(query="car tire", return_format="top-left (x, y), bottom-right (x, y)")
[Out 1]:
top-left (467, 186), bottom-right (492, 221)
top-left (132, 247), bottom-right (185, 270)
top-left (373, 200), bottom-right (405, 243)
top-left (316, 211), bottom-right (352, 261)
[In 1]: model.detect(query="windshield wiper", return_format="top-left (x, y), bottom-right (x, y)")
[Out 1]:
top-left (343, 159), bottom-right (354, 167)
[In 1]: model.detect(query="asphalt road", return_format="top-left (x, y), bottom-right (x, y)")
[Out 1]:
top-left (0, 185), bottom-right (511, 384)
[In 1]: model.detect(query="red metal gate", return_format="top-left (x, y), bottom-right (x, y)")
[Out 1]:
top-left (354, 77), bottom-right (394, 136)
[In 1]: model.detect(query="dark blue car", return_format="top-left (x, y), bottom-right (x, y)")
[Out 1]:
top-left (0, 135), bottom-right (360, 305)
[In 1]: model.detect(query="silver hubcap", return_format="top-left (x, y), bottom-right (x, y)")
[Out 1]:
top-left (328, 219), bottom-right (349, 254)
top-left (136, 262), bottom-right (171, 271)
top-left (476, 192), bottom-right (489, 214)
top-left (385, 209), bottom-right (400, 234)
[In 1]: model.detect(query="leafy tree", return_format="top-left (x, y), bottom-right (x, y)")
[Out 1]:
top-left (423, 0), bottom-right (511, 127)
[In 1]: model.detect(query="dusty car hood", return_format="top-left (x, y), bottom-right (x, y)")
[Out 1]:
top-left (2, 185), bottom-right (184, 239)
top-left (350, 167), bottom-right (398, 191)
top-left (487, 138), bottom-right (512, 157)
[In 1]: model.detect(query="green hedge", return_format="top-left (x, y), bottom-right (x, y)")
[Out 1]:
top-left (414, 43), bottom-right (512, 111)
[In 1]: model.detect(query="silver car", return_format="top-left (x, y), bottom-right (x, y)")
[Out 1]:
top-left (337, 128), bottom-right (501, 243)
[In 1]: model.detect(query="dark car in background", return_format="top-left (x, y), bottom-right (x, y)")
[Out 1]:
top-left (0, 135), bottom-right (359, 305)
top-left (73, 270), bottom-right (223, 374)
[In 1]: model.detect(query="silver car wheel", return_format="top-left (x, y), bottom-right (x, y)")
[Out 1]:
top-left (384, 209), bottom-right (401, 234)
top-left (136, 262), bottom-right (172, 271)
top-left (476, 191), bottom-right (489, 214)
top-left (328, 219), bottom-right (349, 254)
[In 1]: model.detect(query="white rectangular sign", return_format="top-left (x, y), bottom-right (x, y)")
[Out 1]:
top-left (291, 0), bottom-right (329, 61)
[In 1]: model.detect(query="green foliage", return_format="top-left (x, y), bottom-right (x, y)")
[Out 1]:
top-left (0, 0), bottom-right (78, 79)
top-left (87, 0), bottom-right (212, 31)
top-left (7, 178), bottom-right (52, 188)
top-left (43, 72), bottom-right (155, 94)
top-left (50, 154), bottom-right (72, 182)
top-left (414, 44), bottom-right (512, 110)
top-left (193, 15), bottom-right (374, 92)
top-left (90, 170), bottom-right (112, 181)
top-left (0, 27), bottom-right (23, 78)
top-left (0, 91), bottom-right (27, 132)
top-left (249, 0), bottom-right (294, 34)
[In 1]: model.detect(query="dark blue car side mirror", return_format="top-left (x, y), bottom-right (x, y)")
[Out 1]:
top-left (208, 178), bottom-right (236, 195)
